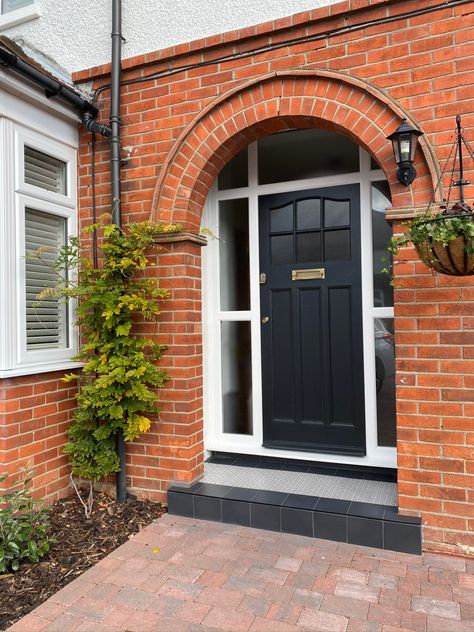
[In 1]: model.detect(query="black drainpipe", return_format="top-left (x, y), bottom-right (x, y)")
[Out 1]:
top-left (0, 47), bottom-right (111, 137)
top-left (110, 0), bottom-right (127, 504)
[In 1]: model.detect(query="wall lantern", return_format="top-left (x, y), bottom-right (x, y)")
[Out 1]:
top-left (387, 118), bottom-right (424, 186)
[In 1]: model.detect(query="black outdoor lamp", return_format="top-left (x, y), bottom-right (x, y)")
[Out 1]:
top-left (387, 118), bottom-right (424, 186)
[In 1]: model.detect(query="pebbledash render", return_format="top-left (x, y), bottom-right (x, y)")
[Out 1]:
top-left (1, 0), bottom-right (474, 556)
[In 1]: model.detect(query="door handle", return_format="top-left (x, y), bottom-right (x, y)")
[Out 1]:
top-left (261, 316), bottom-right (270, 324)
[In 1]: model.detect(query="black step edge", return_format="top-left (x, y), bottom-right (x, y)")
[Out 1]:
top-left (167, 483), bottom-right (422, 555)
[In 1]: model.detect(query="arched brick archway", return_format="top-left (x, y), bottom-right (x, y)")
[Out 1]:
top-left (151, 69), bottom-right (439, 228)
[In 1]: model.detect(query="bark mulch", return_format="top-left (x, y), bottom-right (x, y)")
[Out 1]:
top-left (0, 491), bottom-right (166, 630)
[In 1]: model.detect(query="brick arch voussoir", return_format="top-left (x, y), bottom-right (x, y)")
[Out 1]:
top-left (151, 70), bottom-right (440, 228)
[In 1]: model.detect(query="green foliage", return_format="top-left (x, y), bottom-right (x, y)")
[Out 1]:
top-left (0, 468), bottom-right (52, 572)
top-left (389, 206), bottom-right (474, 258)
top-left (37, 219), bottom-right (180, 482)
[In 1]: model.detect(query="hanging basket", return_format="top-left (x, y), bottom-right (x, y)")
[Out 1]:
top-left (416, 232), bottom-right (474, 276)
top-left (411, 211), bottom-right (474, 276)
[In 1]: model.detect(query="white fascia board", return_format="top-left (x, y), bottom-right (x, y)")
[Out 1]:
top-left (0, 67), bottom-right (81, 131)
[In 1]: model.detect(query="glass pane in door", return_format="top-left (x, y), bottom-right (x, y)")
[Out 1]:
top-left (372, 181), bottom-right (393, 307)
top-left (221, 321), bottom-right (253, 435)
top-left (375, 318), bottom-right (396, 447)
top-left (296, 199), bottom-right (321, 230)
top-left (324, 229), bottom-right (351, 261)
top-left (219, 198), bottom-right (250, 311)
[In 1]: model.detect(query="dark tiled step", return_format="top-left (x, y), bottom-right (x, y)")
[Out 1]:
top-left (167, 482), bottom-right (421, 555)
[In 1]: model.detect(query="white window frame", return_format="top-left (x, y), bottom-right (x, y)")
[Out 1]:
top-left (0, 1), bottom-right (40, 30)
top-left (0, 121), bottom-right (79, 377)
top-left (15, 127), bottom-right (76, 209)
top-left (202, 141), bottom-right (396, 469)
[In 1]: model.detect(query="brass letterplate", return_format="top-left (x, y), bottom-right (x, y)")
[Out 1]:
top-left (292, 268), bottom-right (325, 281)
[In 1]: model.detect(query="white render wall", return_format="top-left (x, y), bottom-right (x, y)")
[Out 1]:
top-left (3, 0), bottom-right (336, 76)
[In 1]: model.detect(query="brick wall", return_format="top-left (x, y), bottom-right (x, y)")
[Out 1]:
top-left (394, 235), bottom-right (474, 555)
top-left (120, 235), bottom-right (205, 502)
top-left (68, 0), bottom-right (474, 553)
top-left (0, 372), bottom-right (76, 502)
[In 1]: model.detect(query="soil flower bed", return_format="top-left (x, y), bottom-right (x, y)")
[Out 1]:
top-left (0, 492), bottom-right (166, 630)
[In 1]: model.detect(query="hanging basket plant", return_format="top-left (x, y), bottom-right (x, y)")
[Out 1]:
top-left (390, 116), bottom-right (474, 276)
top-left (392, 203), bottom-right (474, 276)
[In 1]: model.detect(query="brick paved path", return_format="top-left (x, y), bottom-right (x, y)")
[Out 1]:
top-left (9, 513), bottom-right (474, 632)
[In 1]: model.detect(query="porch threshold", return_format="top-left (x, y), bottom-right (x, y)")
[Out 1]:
top-left (168, 457), bottom-right (421, 555)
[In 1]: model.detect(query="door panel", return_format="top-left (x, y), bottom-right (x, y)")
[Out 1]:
top-left (271, 289), bottom-right (294, 422)
top-left (259, 184), bottom-right (365, 455)
top-left (299, 287), bottom-right (324, 424)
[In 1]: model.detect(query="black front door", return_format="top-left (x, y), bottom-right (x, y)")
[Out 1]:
top-left (259, 184), bottom-right (365, 455)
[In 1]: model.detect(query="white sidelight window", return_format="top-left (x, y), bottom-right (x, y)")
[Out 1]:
top-left (0, 121), bottom-right (78, 376)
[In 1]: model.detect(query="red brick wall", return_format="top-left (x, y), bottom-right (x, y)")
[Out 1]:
top-left (393, 235), bottom-right (474, 555)
top-left (0, 372), bottom-right (76, 502)
top-left (121, 236), bottom-right (205, 502)
top-left (68, 0), bottom-right (474, 553)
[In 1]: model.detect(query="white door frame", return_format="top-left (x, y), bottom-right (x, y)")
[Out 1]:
top-left (202, 141), bottom-right (396, 468)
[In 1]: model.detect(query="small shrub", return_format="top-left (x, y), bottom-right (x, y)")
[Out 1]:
top-left (0, 468), bottom-right (52, 572)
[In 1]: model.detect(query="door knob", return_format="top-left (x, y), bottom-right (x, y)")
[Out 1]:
top-left (261, 316), bottom-right (270, 324)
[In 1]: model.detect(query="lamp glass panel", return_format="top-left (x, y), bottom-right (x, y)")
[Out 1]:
top-left (391, 139), bottom-right (400, 164)
top-left (399, 134), bottom-right (411, 162)
top-left (410, 135), bottom-right (419, 161)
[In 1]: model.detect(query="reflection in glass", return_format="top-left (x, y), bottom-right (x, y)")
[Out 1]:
top-left (258, 128), bottom-right (359, 184)
top-left (221, 321), bottom-right (253, 435)
top-left (324, 229), bottom-right (351, 261)
top-left (271, 234), bottom-right (293, 265)
top-left (371, 156), bottom-right (381, 170)
top-left (219, 199), bottom-right (250, 311)
top-left (270, 203), bottom-right (293, 232)
top-left (324, 199), bottom-right (350, 227)
top-left (296, 232), bottom-right (321, 263)
top-left (372, 181), bottom-right (393, 307)
top-left (297, 199), bottom-right (321, 230)
top-left (375, 318), bottom-right (396, 447)
top-left (218, 148), bottom-right (248, 190)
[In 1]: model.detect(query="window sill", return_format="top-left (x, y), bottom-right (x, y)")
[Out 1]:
top-left (0, 4), bottom-right (40, 31)
top-left (0, 360), bottom-right (83, 379)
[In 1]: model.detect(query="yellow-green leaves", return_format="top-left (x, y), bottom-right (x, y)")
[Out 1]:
top-left (51, 220), bottom-right (176, 481)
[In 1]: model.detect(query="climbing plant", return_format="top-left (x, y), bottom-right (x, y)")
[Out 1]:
top-left (34, 219), bottom-right (179, 512)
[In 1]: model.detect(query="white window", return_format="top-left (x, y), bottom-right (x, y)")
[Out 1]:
top-left (2, 0), bottom-right (33, 13)
top-left (0, 122), bottom-right (78, 376)
top-left (0, 0), bottom-right (39, 30)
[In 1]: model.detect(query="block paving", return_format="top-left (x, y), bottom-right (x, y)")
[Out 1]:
top-left (9, 513), bottom-right (474, 632)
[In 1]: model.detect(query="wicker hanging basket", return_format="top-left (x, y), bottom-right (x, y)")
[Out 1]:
top-left (416, 230), bottom-right (474, 276)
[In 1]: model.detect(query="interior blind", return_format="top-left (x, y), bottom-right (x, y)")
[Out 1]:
top-left (24, 146), bottom-right (67, 195)
top-left (25, 209), bottom-right (68, 350)
top-left (3, 0), bottom-right (34, 14)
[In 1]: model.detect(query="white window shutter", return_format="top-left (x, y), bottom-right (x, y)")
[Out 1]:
top-left (25, 209), bottom-right (68, 350)
top-left (24, 146), bottom-right (67, 194)
top-left (3, 0), bottom-right (34, 13)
